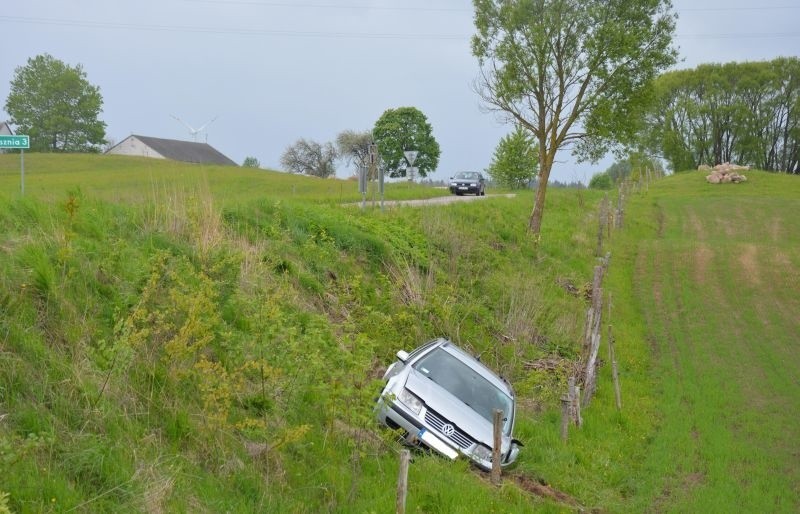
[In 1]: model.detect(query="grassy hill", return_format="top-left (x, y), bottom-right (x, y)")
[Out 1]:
top-left (0, 154), bottom-right (797, 512)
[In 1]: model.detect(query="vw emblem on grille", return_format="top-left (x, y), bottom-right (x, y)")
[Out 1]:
top-left (441, 423), bottom-right (455, 437)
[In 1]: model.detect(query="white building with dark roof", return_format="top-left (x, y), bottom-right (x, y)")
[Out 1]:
top-left (105, 135), bottom-right (238, 166)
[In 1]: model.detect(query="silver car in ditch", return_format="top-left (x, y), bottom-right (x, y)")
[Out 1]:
top-left (375, 338), bottom-right (522, 471)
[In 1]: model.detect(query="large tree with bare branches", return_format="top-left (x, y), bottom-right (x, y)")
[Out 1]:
top-left (472, 0), bottom-right (677, 236)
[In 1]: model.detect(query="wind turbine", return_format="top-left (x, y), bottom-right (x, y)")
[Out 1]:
top-left (170, 114), bottom-right (218, 142)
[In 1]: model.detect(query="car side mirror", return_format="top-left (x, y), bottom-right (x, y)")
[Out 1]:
top-left (396, 350), bottom-right (410, 362)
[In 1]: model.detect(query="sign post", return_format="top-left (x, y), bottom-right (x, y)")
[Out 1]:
top-left (403, 150), bottom-right (418, 182)
top-left (370, 143), bottom-right (384, 211)
top-left (0, 135), bottom-right (31, 195)
top-left (358, 164), bottom-right (367, 209)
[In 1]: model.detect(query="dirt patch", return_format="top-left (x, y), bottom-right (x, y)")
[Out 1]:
top-left (692, 244), bottom-right (714, 286)
top-left (506, 472), bottom-right (585, 509)
top-left (737, 244), bottom-right (762, 286)
top-left (771, 249), bottom-right (792, 268)
top-left (686, 211), bottom-right (707, 240)
top-left (768, 217), bottom-right (783, 242)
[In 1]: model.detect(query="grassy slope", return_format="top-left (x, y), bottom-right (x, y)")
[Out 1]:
top-left (1, 154), bottom-right (796, 512)
top-left (0, 153), bottom-right (449, 205)
top-left (0, 154), bottom-right (603, 513)
top-left (605, 171), bottom-right (800, 512)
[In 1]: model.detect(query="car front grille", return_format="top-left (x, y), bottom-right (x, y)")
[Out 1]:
top-left (424, 409), bottom-right (475, 449)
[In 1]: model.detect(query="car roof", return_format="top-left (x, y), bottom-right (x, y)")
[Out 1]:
top-left (423, 338), bottom-right (514, 397)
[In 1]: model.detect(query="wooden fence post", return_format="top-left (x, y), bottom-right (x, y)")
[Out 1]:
top-left (560, 395), bottom-right (571, 441)
top-left (568, 377), bottom-right (582, 427)
top-left (492, 409), bottom-right (503, 486)
top-left (396, 450), bottom-right (410, 514)
top-left (609, 325), bottom-right (622, 411)
top-left (606, 292), bottom-right (621, 410)
top-left (582, 265), bottom-right (604, 407)
top-left (596, 196), bottom-right (606, 257)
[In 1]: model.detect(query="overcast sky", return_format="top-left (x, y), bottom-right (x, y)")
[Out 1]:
top-left (1, 1), bottom-right (797, 183)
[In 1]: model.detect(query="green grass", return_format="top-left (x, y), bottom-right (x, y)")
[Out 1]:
top-left (0, 154), bottom-right (797, 512)
top-left (0, 153), bottom-right (449, 206)
top-left (601, 170), bottom-right (800, 512)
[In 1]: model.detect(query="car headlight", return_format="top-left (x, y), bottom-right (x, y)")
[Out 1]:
top-left (469, 182), bottom-right (477, 187)
top-left (472, 444), bottom-right (493, 463)
top-left (398, 388), bottom-right (423, 415)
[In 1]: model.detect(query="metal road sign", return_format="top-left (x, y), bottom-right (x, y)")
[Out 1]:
top-left (403, 150), bottom-right (418, 166)
top-left (0, 135), bottom-right (30, 149)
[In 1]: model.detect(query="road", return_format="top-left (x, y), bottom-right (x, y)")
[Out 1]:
top-left (354, 193), bottom-right (517, 208)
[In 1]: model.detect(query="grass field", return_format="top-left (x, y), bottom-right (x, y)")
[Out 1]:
top-left (0, 153), bottom-right (797, 512)
top-left (0, 153), bottom-right (449, 205)
top-left (605, 170), bottom-right (800, 511)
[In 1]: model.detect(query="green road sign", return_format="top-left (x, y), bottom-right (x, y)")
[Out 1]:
top-left (0, 135), bottom-right (30, 149)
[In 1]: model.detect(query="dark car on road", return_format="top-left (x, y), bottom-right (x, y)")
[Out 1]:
top-left (449, 171), bottom-right (486, 196)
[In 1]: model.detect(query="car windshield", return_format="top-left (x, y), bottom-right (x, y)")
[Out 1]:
top-left (413, 348), bottom-right (513, 432)
top-left (454, 172), bottom-right (479, 180)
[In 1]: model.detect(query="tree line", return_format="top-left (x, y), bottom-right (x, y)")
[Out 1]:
top-left (644, 57), bottom-right (800, 174)
top-left (280, 107), bottom-right (441, 179)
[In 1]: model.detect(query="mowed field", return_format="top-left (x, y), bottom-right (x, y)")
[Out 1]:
top-left (617, 172), bottom-right (799, 512)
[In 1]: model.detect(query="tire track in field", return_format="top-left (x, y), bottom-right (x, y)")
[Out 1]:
top-left (640, 196), bottom-right (799, 512)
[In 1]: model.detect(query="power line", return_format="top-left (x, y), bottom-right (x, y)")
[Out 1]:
top-left (0, 15), bottom-right (465, 39)
top-left (181, 0), bottom-right (800, 14)
top-left (1, 14), bottom-right (798, 41)
top-left (677, 5), bottom-right (800, 12)
top-left (677, 32), bottom-right (799, 40)
top-left (181, 0), bottom-right (469, 12)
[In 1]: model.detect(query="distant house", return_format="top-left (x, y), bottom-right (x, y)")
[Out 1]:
top-left (105, 135), bottom-right (238, 166)
top-left (0, 122), bottom-right (13, 153)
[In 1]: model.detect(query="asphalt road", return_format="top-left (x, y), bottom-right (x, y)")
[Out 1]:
top-left (354, 193), bottom-right (517, 208)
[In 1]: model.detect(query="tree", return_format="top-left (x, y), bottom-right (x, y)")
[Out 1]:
top-left (588, 172), bottom-right (613, 190)
top-left (472, 0), bottom-right (677, 236)
top-left (372, 107), bottom-right (440, 178)
top-left (336, 130), bottom-right (373, 177)
top-left (242, 156), bottom-right (261, 168)
top-left (488, 124), bottom-right (539, 189)
top-left (602, 152), bottom-right (662, 184)
top-left (604, 159), bottom-right (633, 184)
top-left (280, 139), bottom-right (337, 178)
top-left (5, 54), bottom-right (106, 152)
top-left (644, 58), bottom-right (800, 173)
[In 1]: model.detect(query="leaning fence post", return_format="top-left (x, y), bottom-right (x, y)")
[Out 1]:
top-left (560, 394), bottom-right (571, 441)
top-left (582, 265), bottom-right (604, 407)
top-left (492, 409), bottom-right (503, 486)
top-left (567, 377), bottom-right (582, 427)
top-left (396, 450), bottom-right (410, 514)
top-left (568, 377), bottom-right (576, 420)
